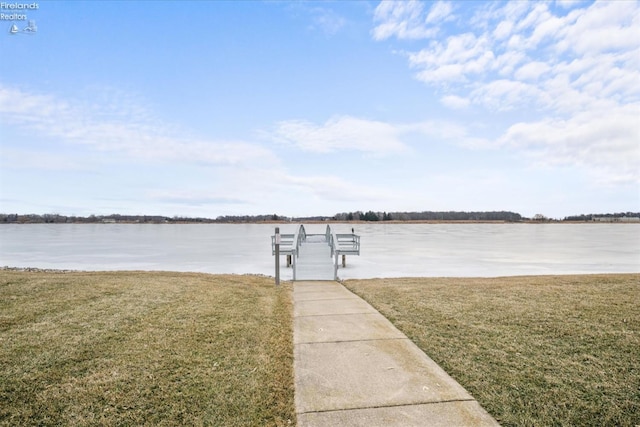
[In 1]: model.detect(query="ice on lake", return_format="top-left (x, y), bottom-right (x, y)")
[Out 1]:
top-left (1, 222), bottom-right (638, 279)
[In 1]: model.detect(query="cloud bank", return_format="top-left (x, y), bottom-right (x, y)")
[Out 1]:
top-left (372, 0), bottom-right (640, 185)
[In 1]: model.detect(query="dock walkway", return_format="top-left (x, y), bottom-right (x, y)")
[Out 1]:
top-left (295, 236), bottom-right (334, 280)
top-left (272, 224), bottom-right (360, 281)
top-left (293, 281), bottom-right (500, 426)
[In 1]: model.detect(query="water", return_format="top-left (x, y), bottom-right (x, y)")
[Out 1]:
top-left (1, 223), bottom-right (638, 279)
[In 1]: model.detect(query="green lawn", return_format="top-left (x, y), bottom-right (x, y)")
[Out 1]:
top-left (345, 274), bottom-right (640, 427)
top-left (3, 271), bottom-right (638, 426)
top-left (0, 271), bottom-right (295, 426)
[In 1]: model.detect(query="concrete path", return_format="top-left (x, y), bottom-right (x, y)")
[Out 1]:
top-left (293, 281), bottom-right (500, 427)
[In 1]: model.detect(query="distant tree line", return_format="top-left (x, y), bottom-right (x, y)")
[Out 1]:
top-left (3, 211), bottom-right (638, 224)
top-left (0, 213), bottom-right (175, 224)
top-left (0, 213), bottom-right (290, 224)
top-left (214, 214), bottom-right (282, 223)
top-left (563, 212), bottom-right (640, 221)
top-left (333, 210), bottom-right (524, 222)
top-left (0, 213), bottom-right (268, 224)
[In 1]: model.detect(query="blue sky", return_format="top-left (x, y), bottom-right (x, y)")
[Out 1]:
top-left (1, 0), bottom-right (638, 219)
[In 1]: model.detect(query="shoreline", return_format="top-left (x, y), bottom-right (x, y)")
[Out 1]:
top-left (3, 266), bottom-right (638, 278)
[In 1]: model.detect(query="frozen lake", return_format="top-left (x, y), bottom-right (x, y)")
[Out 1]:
top-left (1, 223), bottom-right (638, 279)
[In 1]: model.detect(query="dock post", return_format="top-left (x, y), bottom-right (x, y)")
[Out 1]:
top-left (275, 227), bottom-right (280, 286)
top-left (342, 254), bottom-right (346, 267)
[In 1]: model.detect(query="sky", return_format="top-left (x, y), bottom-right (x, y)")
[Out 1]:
top-left (0, 0), bottom-right (638, 220)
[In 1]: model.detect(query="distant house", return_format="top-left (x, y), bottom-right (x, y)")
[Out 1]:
top-left (593, 216), bottom-right (640, 223)
top-left (102, 218), bottom-right (117, 224)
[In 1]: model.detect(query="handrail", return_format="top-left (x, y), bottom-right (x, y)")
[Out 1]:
top-left (335, 233), bottom-right (360, 254)
top-left (329, 233), bottom-right (335, 255)
top-left (332, 229), bottom-right (361, 280)
top-left (292, 224), bottom-right (306, 281)
top-left (326, 224), bottom-right (336, 255)
top-left (271, 233), bottom-right (295, 255)
top-left (295, 224), bottom-right (306, 255)
top-left (331, 227), bottom-right (339, 279)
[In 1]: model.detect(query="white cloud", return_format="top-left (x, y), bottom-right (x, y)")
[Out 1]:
top-left (558, 0), bottom-right (640, 55)
top-left (283, 173), bottom-right (395, 203)
top-left (498, 103), bottom-right (640, 185)
top-left (0, 147), bottom-right (99, 172)
top-left (555, 0), bottom-right (585, 9)
top-left (309, 7), bottom-right (346, 35)
top-left (390, 0), bottom-right (639, 111)
top-left (371, 0), bottom-right (455, 41)
top-left (502, 1), bottom-right (532, 21)
top-left (271, 114), bottom-right (504, 158)
top-left (515, 2), bottom-right (549, 34)
top-left (470, 79), bottom-right (543, 111)
top-left (493, 20), bottom-right (513, 40)
top-left (0, 84), bottom-right (279, 168)
top-left (371, 0), bottom-right (640, 188)
top-left (401, 120), bottom-right (494, 150)
top-left (514, 61), bottom-right (552, 81)
top-left (147, 190), bottom-right (250, 207)
top-left (270, 115), bottom-right (500, 160)
top-left (425, 1), bottom-right (454, 25)
top-left (440, 94), bottom-right (470, 110)
top-left (270, 115), bottom-right (409, 155)
top-left (372, 0), bottom-right (438, 40)
top-left (494, 49), bottom-right (527, 76)
top-left (526, 13), bottom-right (564, 49)
top-left (409, 32), bottom-right (494, 83)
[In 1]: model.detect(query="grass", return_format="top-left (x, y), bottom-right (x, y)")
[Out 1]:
top-left (344, 274), bottom-right (640, 427)
top-left (0, 270), bottom-right (295, 426)
top-left (2, 271), bottom-right (638, 426)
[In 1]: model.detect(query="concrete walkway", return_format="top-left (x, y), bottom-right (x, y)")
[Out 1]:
top-left (293, 281), bottom-right (500, 427)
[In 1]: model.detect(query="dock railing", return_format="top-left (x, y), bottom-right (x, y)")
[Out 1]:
top-left (335, 233), bottom-right (360, 254)
top-left (326, 224), bottom-right (336, 255)
top-left (331, 227), bottom-right (360, 280)
top-left (291, 224), bottom-right (307, 280)
top-left (271, 233), bottom-right (295, 255)
top-left (272, 224), bottom-right (360, 281)
top-left (296, 224), bottom-right (307, 251)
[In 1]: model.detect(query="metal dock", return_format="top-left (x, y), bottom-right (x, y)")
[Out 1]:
top-left (271, 224), bottom-right (360, 281)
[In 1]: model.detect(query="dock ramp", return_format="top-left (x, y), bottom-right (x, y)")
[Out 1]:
top-left (272, 224), bottom-right (360, 281)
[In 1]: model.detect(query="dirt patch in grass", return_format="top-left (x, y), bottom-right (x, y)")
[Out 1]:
top-left (344, 274), bottom-right (639, 427)
top-left (0, 271), bottom-right (294, 426)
